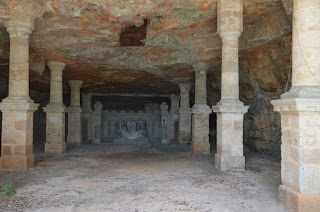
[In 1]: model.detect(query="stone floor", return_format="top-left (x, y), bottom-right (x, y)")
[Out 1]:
top-left (0, 144), bottom-right (286, 212)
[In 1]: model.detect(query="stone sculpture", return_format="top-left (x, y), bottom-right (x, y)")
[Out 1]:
top-left (113, 118), bottom-right (149, 144)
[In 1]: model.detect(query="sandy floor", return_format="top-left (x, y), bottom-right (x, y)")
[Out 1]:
top-left (0, 144), bottom-right (286, 212)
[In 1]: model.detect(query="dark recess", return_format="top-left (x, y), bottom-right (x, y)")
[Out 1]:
top-left (120, 19), bottom-right (148, 46)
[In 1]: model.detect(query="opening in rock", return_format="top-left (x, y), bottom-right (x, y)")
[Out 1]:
top-left (120, 19), bottom-right (148, 46)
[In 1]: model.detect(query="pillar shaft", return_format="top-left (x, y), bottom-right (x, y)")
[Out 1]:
top-left (81, 93), bottom-right (92, 142)
top-left (67, 80), bottom-right (83, 146)
top-left (194, 63), bottom-right (209, 105)
top-left (48, 61), bottom-right (65, 104)
top-left (92, 101), bottom-right (102, 144)
top-left (292, 0), bottom-right (320, 87)
top-left (5, 20), bottom-right (33, 99)
top-left (0, 19), bottom-right (38, 170)
top-left (221, 34), bottom-right (240, 100)
top-left (212, 0), bottom-right (248, 171)
top-left (69, 80), bottom-right (83, 106)
top-left (179, 83), bottom-right (190, 108)
top-left (170, 94), bottom-right (180, 114)
top-left (271, 0), bottom-right (320, 211)
top-left (44, 61), bottom-right (66, 154)
top-left (178, 83), bottom-right (192, 144)
top-left (170, 94), bottom-right (180, 142)
top-left (192, 63), bottom-right (211, 154)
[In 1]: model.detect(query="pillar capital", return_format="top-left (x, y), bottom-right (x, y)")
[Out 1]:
top-left (47, 61), bottom-right (66, 74)
top-left (219, 32), bottom-right (241, 41)
top-left (5, 20), bottom-right (34, 39)
top-left (68, 80), bottom-right (83, 90)
top-left (193, 62), bottom-right (209, 75)
top-left (179, 83), bottom-right (191, 93)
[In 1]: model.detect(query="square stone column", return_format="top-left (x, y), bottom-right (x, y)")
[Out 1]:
top-left (192, 105), bottom-right (212, 154)
top-left (192, 63), bottom-right (211, 154)
top-left (272, 99), bottom-right (320, 212)
top-left (92, 101), bottom-right (102, 144)
top-left (169, 94), bottom-right (180, 142)
top-left (178, 83), bottom-right (192, 144)
top-left (160, 102), bottom-right (171, 144)
top-left (44, 61), bottom-right (66, 154)
top-left (213, 104), bottom-right (248, 171)
top-left (81, 93), bottom-right (93, 142)
top-left (0, 20), bottom-right (39, 170)
top-left (67, 80), bottom-right (83, 146)
top-left (271, 1), bottom-right (320, 211)
top-left (212, 0), bottom-right (248, 171)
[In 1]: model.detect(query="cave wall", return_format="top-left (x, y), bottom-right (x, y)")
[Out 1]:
top-left (240, 38), bottom-right (291, 157)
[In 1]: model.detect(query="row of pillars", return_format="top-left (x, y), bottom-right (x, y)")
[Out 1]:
top-left (0, 15), bottom-right (85, 168)
top-left (177, 0), bottom-right (320, 211)
top-left (43, 61), bottom-right (84, 154)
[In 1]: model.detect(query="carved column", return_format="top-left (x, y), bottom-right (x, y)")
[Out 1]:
top-left (212, 0), bottom-right (248, 171)
top-left (92, 101), bottom-right (102, 144)
top-left (0, 20), bottom-right (39, 170)
top-left (160, 102), bottom-right (171, 144)
top-left (43, 61), bottom-right (66, 154)
top-left (81, 93), bottom-right (92, 143)
top-left (271, 0), bottom-right (320, 211)
top-left (67, 80), bottom-right (83, 146)
top-left (178, 83), bottom-right (192, 144)
top-left (192, 63), bottom-right (211, 154)
top-left (169, 94), bottom-right (180, 142)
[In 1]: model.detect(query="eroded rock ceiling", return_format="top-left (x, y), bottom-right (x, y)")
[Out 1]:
top-left (0, 0), bottom-right (292, 94)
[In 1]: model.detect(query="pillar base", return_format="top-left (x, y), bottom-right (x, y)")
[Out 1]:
top-left (212, 100), bottom-right (248, 171)
top-left (0, 100), bottom-right (38, 170)
top-left (215, 153), bottom-right (245, 171)
top-left (45, 142), bottom-right (66, 154)
top-left (272, 97), bottom-right (320, 212)
top-left (0, 154), bottom-right (34, 170)
top-left (279, 185), bottom-right (320, 212)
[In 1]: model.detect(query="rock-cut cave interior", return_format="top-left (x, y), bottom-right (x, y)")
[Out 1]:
top-left (0, 0), bottom-right (319, 211)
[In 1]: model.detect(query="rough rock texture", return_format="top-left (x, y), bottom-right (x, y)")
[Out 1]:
top-left (0, 0), bottom-right (293, 156)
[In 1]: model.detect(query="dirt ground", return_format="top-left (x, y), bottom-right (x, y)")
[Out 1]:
top-left (0, 144), bottom-right (286, 212)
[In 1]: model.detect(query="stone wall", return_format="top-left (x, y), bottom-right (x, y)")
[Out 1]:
top-left (101, 110), bottom-right (162, 143)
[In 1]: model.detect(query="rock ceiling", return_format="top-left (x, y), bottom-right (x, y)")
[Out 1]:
top-left (0, 0), bottom-right (292, 95)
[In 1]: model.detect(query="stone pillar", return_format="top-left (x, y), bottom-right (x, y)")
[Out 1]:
top-left (170, 94), bottom-right (180, 142)
top-left (271, 0), bottom-right (320, 211)
top-left (160, 102), bottom-right (171, 144)
top-left (192, 63), bottom-right (211, 154)
top-left (67, 80), bottom-right (83, 146)
top-left (92, 101), bottom-right (102, 144)
top-left (178, 83), bottom-right (192, 144)
top-left (43, 61), bottom-right (66, 154)
top-left (0, 20), bottom-right (39, 170)
top-left (212, 0), bottom-right (249, 171)
top-left (81, 93), bottom-right (92, 143)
